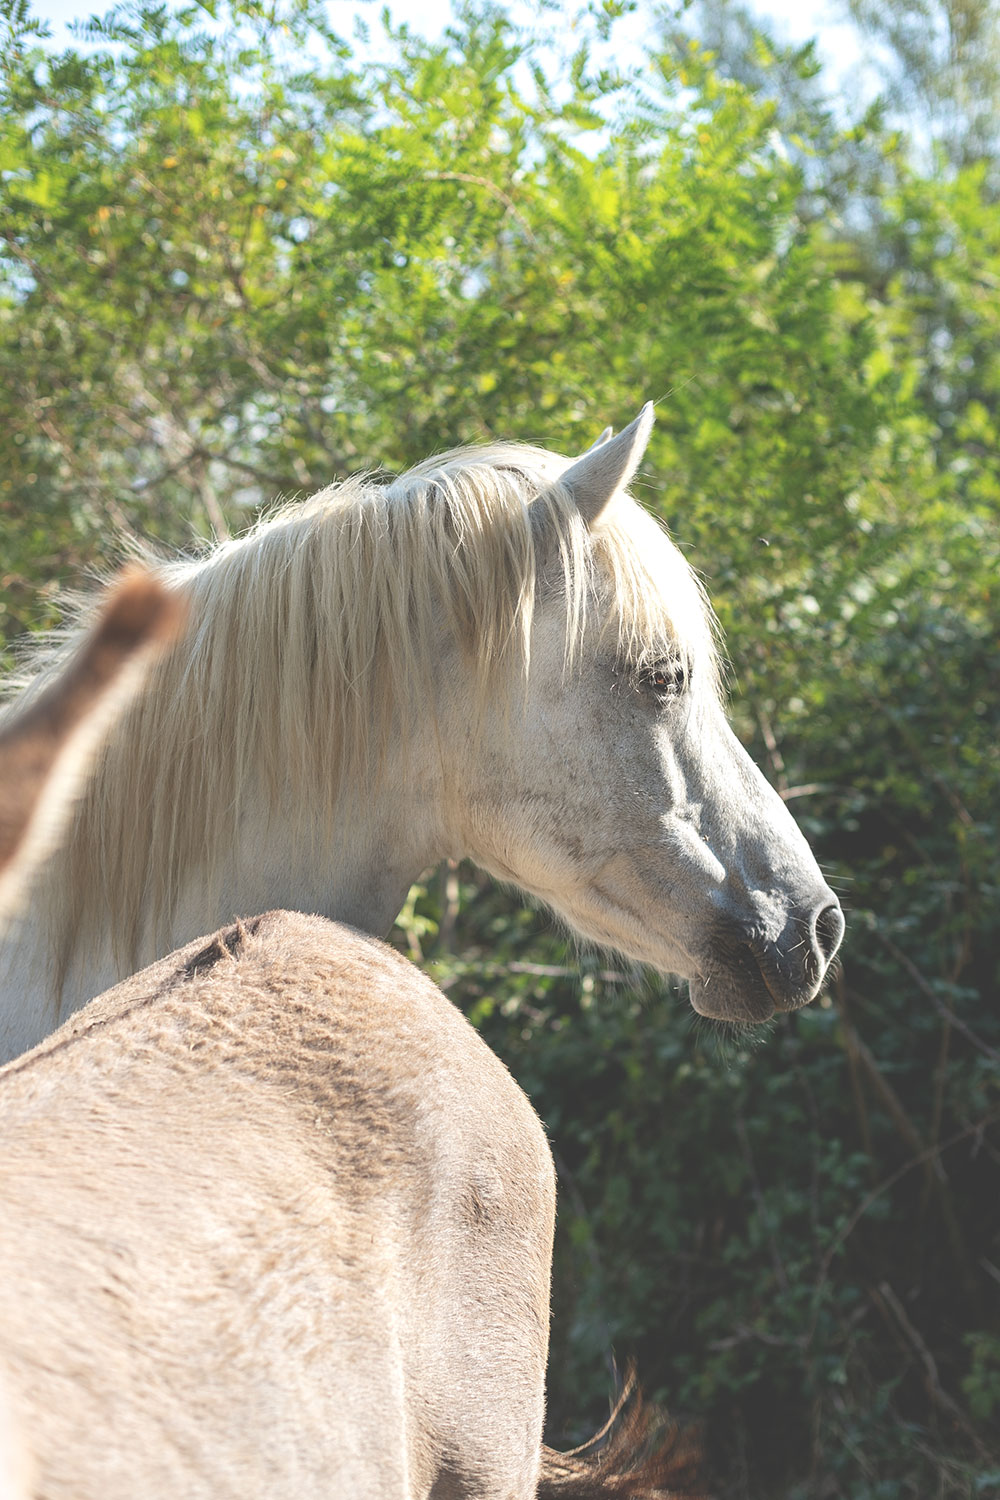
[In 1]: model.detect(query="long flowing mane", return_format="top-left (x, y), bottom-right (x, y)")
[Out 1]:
top-left (3, 442), bottom-right (717, 987)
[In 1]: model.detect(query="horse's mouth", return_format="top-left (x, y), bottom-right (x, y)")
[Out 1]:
top-left (688, 963), bottom-right (775, 1024)
top-left (690, 930), bottom-right (822, 1024)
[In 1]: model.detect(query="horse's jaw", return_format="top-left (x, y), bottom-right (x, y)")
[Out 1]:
top-left (510, 863), bottom-right (840, 1026)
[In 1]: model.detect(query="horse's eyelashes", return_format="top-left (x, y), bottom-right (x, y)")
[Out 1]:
top-left (636, 659), bottom-right (687, 700)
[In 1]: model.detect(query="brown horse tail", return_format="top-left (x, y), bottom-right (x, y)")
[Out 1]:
top-left (537, 1368), bottom-right (710, 1500)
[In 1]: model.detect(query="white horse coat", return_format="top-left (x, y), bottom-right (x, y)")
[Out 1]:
top-left (0, 408), bottom-right (843, 1062)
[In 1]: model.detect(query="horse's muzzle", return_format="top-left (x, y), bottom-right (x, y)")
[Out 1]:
top-left (692, 894), bottom-right (845, 1022)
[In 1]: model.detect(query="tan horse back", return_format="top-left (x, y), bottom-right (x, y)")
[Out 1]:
top-left (0, 911), bottom-right (555, 1500)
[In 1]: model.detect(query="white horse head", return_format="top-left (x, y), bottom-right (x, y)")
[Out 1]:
top-left (429, 405), bottom-right (843, 1022)
top-left (0, 405), bottom-right (842, 1058)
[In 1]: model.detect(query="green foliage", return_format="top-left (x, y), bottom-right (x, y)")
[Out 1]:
top-left (964, 1333), bottom-right (1000, 1424)
top-left (843, 0), bottom-right (1000, 166)
top-left (1, 3), bottom-right (998, 1495)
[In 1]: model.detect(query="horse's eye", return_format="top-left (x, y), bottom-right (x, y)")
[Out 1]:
top-left (637, 660), bottom-right (687, 699)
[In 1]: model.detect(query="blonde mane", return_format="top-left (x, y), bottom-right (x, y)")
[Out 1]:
top-left (7, 442), bottom-right (717, 986)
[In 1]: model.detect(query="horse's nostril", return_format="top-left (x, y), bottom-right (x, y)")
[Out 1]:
top-left (813, 901), bottom-right (845, 966)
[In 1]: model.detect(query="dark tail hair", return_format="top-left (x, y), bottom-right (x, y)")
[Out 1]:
top-left (537, 1368), bottom-right (710, 1500)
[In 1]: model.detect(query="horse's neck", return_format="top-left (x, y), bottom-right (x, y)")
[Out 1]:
top-left (0, 782), bottom-right (443, 1065)
top-left (208, 795), bottom-right (435, 937)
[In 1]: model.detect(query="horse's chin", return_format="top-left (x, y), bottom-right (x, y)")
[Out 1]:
top-left (686, 973), bottom-right (776, 1025)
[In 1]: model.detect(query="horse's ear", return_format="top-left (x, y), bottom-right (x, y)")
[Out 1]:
top-left (588, 425), bottom-right (614, 451)
top-left (559, 403), bottom-right (654, 526)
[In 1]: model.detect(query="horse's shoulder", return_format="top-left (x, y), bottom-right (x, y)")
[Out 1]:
top-left (0, 912), bottom-right (546, 1183)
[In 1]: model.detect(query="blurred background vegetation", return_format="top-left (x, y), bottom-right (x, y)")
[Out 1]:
top-left (1, 0), bottom-right (998, 1492)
